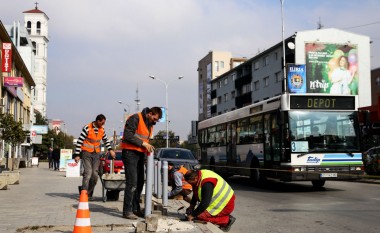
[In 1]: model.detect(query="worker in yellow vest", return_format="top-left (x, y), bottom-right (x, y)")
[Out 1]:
top-left (184, 169), bottom-right (236, 232)
top-left (168, 162), bottom-right (193, 203)
top-left (120, 107), bottom-right (162, 220)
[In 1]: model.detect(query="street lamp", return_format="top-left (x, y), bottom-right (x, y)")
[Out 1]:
top-left (149, 75), bottom-right (184, 148)
top-left (118, 101), bottom-right (130, 125)
top-left (280, 0), bottom-right (287, 93)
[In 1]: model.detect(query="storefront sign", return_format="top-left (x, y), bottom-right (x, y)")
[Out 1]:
top-left (4, 77), bottom-right (23, 87)
top-left (2, 43), bottom-right (12, 72)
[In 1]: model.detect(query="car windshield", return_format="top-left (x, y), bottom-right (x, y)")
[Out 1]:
top-left (160, 149), bottom-right (195, 160)
top-left (107, 152), bottom-right (122, 160)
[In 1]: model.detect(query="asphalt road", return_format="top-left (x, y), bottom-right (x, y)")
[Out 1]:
top-left (225, 177), bottom-right (380, 233)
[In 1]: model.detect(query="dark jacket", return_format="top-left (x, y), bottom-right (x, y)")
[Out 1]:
top-left (52, 148), bottom-right (60, 160)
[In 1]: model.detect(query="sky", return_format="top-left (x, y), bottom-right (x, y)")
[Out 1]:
top-left (1, 0), bottom-right (380, 141)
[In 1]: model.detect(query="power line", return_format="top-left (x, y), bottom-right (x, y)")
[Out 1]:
top-left (343, 20), bottom-right (380, 29)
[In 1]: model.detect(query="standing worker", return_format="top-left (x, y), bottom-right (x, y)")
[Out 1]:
top-left (184, 169), bottom-right (236, 232)
top-left (168, 162), bottom-right (193, 203)
top-left (120, 107), bottom-right (162, 219)
top-left (74, 114), bottom-right (115, 200)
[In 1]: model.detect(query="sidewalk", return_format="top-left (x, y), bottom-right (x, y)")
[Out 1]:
top-left (0, 162), bottom-right (222, 233)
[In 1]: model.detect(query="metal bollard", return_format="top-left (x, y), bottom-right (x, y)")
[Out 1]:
top-left (145, 152), bottom-right (154, 217)
top-left (157, 161), bottom-right (162, 199)
top-left (154, 160), bottom-right (158, 195)
top-left (162, 161), bottom-right (168, 206)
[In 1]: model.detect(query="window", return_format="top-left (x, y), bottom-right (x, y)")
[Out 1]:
top-left (254, 81), bottom-right (260, 91)
top-left (274, 52), bottom-right (278, 60)
top-left (231, 90), bottom-right (236, 99)
top-left (224, 78), bottom-right (228, 85)
top-left (264, 56), bottom-right (269, 66)
top-left (212, 98), bottom-right (217, 105)
top-left (36, 21), bottom-right (41, 35)
top-left (26, 21), bottom-right (31, 34)
top-left (275, 71), bottom-right (282, 83)
top-left (242, 83), bottom-right (251, 94)
top-left (224, 93), bottom-right (228, 102)
top-left (212, 82), bottom-right (218, 90)
top-left (254, 61), bottom-right (260, 70)
top-left (215, 61), bottom-right (219, 72)
top-left (263, 76), bottom-right (269, 87)
top-left (217, 96), bottom-right (222, 104)
top-left (218, 80), bottom-right (222, 88)
top-left (231, 73), bottom-right (236, 81)
top-left (220, 61), bottom-right (224, 69)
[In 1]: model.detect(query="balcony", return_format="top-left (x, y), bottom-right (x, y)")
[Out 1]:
top-left (235, 92), bottom-right (252, 108)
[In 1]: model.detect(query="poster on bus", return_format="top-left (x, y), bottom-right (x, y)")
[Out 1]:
top-left (305, 43), bottom-right (358, 95)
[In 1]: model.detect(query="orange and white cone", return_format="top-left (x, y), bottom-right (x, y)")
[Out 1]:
top-left (73, 190), bottom-right (92, 233)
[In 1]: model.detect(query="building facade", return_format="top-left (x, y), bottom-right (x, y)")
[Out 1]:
top-left (203, 28), bottom-right (371, 120)
top-left (197, 51), bottom-right (247, 121)
top-left (0, 20), bottom-right (36, 165)
top-left (23, 5), bottom-right (49, 117)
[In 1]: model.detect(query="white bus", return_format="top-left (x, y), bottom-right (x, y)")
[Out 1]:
top-left (198, 93), bottom-right (364, 187)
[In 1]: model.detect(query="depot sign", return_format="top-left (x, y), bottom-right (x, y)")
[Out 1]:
top-left (2, 43), bottom-right (12, 72)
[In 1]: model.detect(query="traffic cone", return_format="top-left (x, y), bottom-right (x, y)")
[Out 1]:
top-left (73, 190), bottom-right (92, 233)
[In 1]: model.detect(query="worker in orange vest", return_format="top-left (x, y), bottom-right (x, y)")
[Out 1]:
top-left (74, 114), bottom-right (115, 200)
top-left (120, 107), bottom-right (162, 219)
top-left (168, 162), bottom-right (193, 203)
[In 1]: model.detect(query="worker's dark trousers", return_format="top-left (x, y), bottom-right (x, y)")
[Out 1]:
top-left (81, 151), bottom-right (101, 196)
top-left (122, 149), bottom-right (145, 214)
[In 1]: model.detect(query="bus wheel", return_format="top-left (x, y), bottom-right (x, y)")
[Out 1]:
top-left (312, 180), bottom-right (326, 188)
top-left (209, 158), bottom-right (215, 171)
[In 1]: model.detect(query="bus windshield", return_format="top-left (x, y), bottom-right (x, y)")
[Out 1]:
top-left (288, 111), bottom-right (360, 153)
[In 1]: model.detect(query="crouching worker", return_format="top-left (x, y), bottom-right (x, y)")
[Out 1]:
top-left (184, 169), bottom-right (236, 232)
top-left (168, 162), bottom-right (193, 203)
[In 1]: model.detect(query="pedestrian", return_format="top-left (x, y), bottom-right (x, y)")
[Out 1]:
top-left (120, 107), bottom-right (162, 219)
top-left (184, 169), bottom-right (236, 232)
top-left (47, 147), bottom-right (53, 169)
top-left (74, 114), bottom-right (115, 200)
top-left (52, 146), bottom-right (60, 171)
top-left (168, 162), bottom-right (192, 203)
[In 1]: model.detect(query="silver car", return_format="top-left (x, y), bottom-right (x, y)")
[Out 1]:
top-left (154, 148), bottom-right (201, 170)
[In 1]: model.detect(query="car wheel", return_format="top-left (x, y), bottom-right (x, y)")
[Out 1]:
top-left (312, 180), bottom-right (326, 188)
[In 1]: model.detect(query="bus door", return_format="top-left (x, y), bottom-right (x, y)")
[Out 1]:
top-left (263, 113), bottom-right (282, 170)
top-left (227, 122), bottom-right (237, 168)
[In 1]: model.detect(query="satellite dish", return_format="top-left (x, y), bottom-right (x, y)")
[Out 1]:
top-left (287, 42), bottom-right (295, 50)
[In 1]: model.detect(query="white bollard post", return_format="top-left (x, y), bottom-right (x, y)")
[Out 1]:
top-left (157, 161), bottom-right (162, 199)
top-left (162, 161), bottom-right (168, 206)
top-left (145, 152), bottom-right (154, 217)
top-left (154, 160), bottom-right (158, 196)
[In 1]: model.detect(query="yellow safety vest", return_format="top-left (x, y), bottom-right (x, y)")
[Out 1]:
top-left (198, 170), bottom-right (234, 216)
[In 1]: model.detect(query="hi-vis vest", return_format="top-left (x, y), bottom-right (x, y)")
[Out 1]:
top-left (177, 166), bottom-right (192, 190)
top-left (120, 112), bottom-right (152, 153)
top-left (198, 170), bottom-right (234, 216)
top-left (81, 123), bottom-right (104, 153)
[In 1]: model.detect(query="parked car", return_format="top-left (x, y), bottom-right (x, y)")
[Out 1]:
top-left (363, 146), bottom-right (380, 175)
top-left (154, 148), bottom-right (201, 170)
top-left (100, 150), bottom-right (124, 174)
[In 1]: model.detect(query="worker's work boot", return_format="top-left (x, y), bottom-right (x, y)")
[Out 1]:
top-left (220, 215), bottom-right (236, 232)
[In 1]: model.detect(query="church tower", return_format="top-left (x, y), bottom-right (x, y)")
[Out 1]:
top-left (23, 3), bottom-right (49, 117)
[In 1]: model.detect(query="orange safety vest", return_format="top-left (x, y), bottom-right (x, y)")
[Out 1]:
top-left (81, 122), bottom-right (104, 153)
top-left (176, 166), bottom-right (192, 190)
top-left (120, 112), bottom-right (152, 153)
